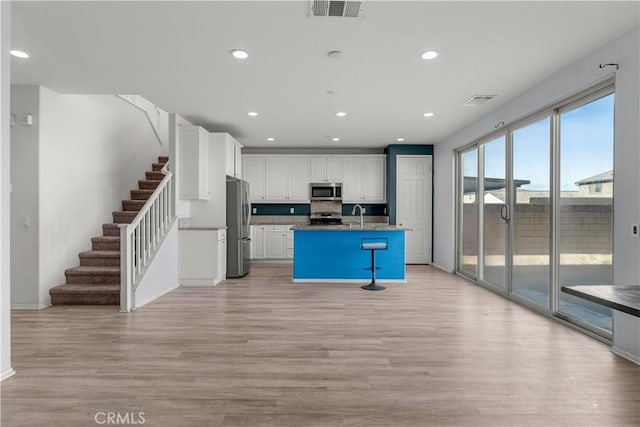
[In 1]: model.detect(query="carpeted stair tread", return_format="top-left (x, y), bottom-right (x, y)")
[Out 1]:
top-left (122, 200), bottom-right (146, 211)
top-left (50, 284), bottom-right (119, 305)
top-left (91, 236), bottom-right (120, 251)
top-left (152, 163), bottom-right (165, 171)
top-left (79, 251), bottom-right (120, 267)
top-left (50, 283), bottom-right (120, 294)
top-left (79, 250), bottom-right (120, 258)
top-left (65, 266), bottom-right (120, 275)
top-left (112, 211), bottom-right (138, 224)
top-left (158, 156), bottom-right (169, 163)
top-left (130, 190), bottom-right (154, 200)
top-left (102, 223), bottom-right (120, 236)
top-left (92, 236), bottom-right (120, 242)
top-left (138, 180), bottom-right (161, 190)
top-left (145, 171), bottom-right (164, 180)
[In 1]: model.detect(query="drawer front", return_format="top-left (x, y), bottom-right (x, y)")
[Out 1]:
top-left (264, 225), bottom-right (286, 232)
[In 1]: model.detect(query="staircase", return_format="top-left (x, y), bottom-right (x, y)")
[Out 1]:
top-left (49, 156), bottom-right (169, 305)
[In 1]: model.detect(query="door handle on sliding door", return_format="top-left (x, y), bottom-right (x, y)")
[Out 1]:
top-left (500, 204), bottom-right (511, 221)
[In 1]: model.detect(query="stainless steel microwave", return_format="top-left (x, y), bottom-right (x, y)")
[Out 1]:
top-left (310, 182), bottom-right (342, 201)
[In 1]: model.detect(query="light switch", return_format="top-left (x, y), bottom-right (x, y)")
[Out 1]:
top-left (23, 216), bottom-right (30, 228)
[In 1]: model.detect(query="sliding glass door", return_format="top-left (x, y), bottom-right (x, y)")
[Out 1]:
top-left (557, 92), bottom-right (614, 332)
top-left (481, 136), bottom-right (507, 290)
top-left (456, 83), bottom-right (614, 337)
top-left (511, 117), bottom-right (551, 309)
top-left (459, 148), bottom-right (478, 278)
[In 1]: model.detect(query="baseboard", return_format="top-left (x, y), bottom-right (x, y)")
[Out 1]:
top-left (11, 303), bottom-right (51, 310)
top-left (179, 278), bottom-right (221, 286)
top-left (611, 346), bottom-right (640, 365)
top-left (293, 279), bottom-right (406, 284)
top-left (134, 283), bottom-right (179, 310)
top-left (1, 367), bottom-right (16, 381)
top-left (430, 263), bottom-right (455, 274)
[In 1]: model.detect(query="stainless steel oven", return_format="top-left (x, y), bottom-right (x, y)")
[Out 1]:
top-left (310, 182), bottom-right (342, 201)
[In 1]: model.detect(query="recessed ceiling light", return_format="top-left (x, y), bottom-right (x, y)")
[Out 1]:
top-left (423, 112), bottom-right (435, 118)
top-left (267, 137), bottom-right (275, 142)
top-left (230, 49), bottom-right (249, 59)
top-left (335, 112), bottom-right (346, 117)
top-left (10, 50), bottom-right (29, 59)
top-left (327, 50), bottom-right (343, 59)
top-left (421, 50), bottom-right (438, 60)
top-left (396, 138), bottom-right (405, 142)
top-left (247, 112), bottom-right (258, 117)
top-left (326, 90), bottom-right (335, 95)
top-left (332, 137), bottom-right (340, 142)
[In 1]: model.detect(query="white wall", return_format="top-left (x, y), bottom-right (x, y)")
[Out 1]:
top-left (134, 221), bottom-right (179, 309)
top-left (1, 0), bottom-right (15, 380)
top-left (10, 86), bottom-right (41, 308)
top-left (8, 87), bottom-right (163, 307)
top-left (433, 26), bottom-right (640, 360)
top-left (185, 132), bottom-right (226, 227)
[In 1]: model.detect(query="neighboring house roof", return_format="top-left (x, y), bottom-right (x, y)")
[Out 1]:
top-left (575, 170), bottom-right (613, 186)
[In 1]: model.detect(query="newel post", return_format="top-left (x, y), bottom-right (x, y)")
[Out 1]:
top-left (119, 224), bottom-right (133, 312)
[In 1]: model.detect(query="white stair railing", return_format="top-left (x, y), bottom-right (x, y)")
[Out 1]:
top-left (119, 161), bottom-right (174, 312)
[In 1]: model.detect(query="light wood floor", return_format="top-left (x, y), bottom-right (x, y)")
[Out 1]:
top-left (2, 265), bottom-right (639, 426)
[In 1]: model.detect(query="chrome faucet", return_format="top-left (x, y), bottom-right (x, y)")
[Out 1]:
top-left (351, 204), bottom-right (364, 229)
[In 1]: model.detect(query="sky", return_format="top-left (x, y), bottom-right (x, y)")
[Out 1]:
top-left (463, 93), bottom-right (614, 192)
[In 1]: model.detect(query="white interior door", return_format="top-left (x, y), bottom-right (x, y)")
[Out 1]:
top-left (396, 155), bottom-right (432, 264)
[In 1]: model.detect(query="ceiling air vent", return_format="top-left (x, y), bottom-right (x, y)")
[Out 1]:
top-left (464, 95), bottom-right (497, 107)
top-left (310, 1), bottom-right (364, 18)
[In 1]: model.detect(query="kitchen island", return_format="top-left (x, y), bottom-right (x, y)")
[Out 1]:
top-left (291, 224), bottom-right (410, 283)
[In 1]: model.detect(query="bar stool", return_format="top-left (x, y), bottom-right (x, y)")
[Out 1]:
top-left (360, 238), bottom-right (388, 291)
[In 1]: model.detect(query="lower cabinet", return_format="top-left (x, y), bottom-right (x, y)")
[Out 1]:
top-left (179, 229), bottom-right (227, 285)
top-left (251, 225), bottom-right (293, 259)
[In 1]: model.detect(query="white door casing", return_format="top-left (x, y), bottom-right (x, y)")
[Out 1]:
top-left (396, 155), bottom-right (432, 264)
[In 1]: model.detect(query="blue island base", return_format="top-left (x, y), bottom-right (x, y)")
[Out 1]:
top-left (293, 229), bottom-right (406, 283)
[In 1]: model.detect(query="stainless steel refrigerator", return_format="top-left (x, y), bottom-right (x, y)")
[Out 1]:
top-left (226, 179), bottom-right (251, 277)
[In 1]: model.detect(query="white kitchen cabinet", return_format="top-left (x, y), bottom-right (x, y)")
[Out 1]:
top-left (310, 156), bottom-right (343, 183)
top-left (178, 126), bottom-right (209, 200)
top-left (243, 156), bottom-right (266, 202)
top-left (225, 136), bottom-right (242, 178)
top-left (210, 133), bottom-right (242, 179)
top-left (217, 231), bottom-right (227, 283)
top-left (250, 225), bottom-right (293, 259)
top-left (343, 155), bottom-right (386, 202)
top-left (264, 156), bottom-right (310, 202)
top-left (265, 227), bottom-right (287, 259)
top-left (179, 228), bottom-right (227, 285)
top-left (250, 225), bottom-right (265, 259)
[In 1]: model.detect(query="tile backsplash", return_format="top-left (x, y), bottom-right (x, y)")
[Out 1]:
top-left (251, 203), bottom-right (387, 216)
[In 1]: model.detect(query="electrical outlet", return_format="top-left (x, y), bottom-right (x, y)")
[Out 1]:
top-left (252, 207), bottom-right (257, 214)
top-left (290, 207), bottom-right (295, 214)
top-left (632, 223), bottom-right (639, 237)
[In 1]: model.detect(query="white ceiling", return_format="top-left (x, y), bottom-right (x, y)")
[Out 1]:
top-left (10, 1), bottom-right (639, 148)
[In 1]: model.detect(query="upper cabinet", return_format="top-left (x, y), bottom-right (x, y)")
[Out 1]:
top-left (178, 126), bottom-right (209, 200)
top-left (343, 155), bottom-right (386, 203)
top-left (243, 154), bottom-right (384, 203)
top-left (265, 156), bottom-right (310, 201)
top-left (309, 156), bottom-right (343, 183)
top-left (243, 156), bottom-right (266, 201)
top-left (211, 133), bottom-right (242, 179)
